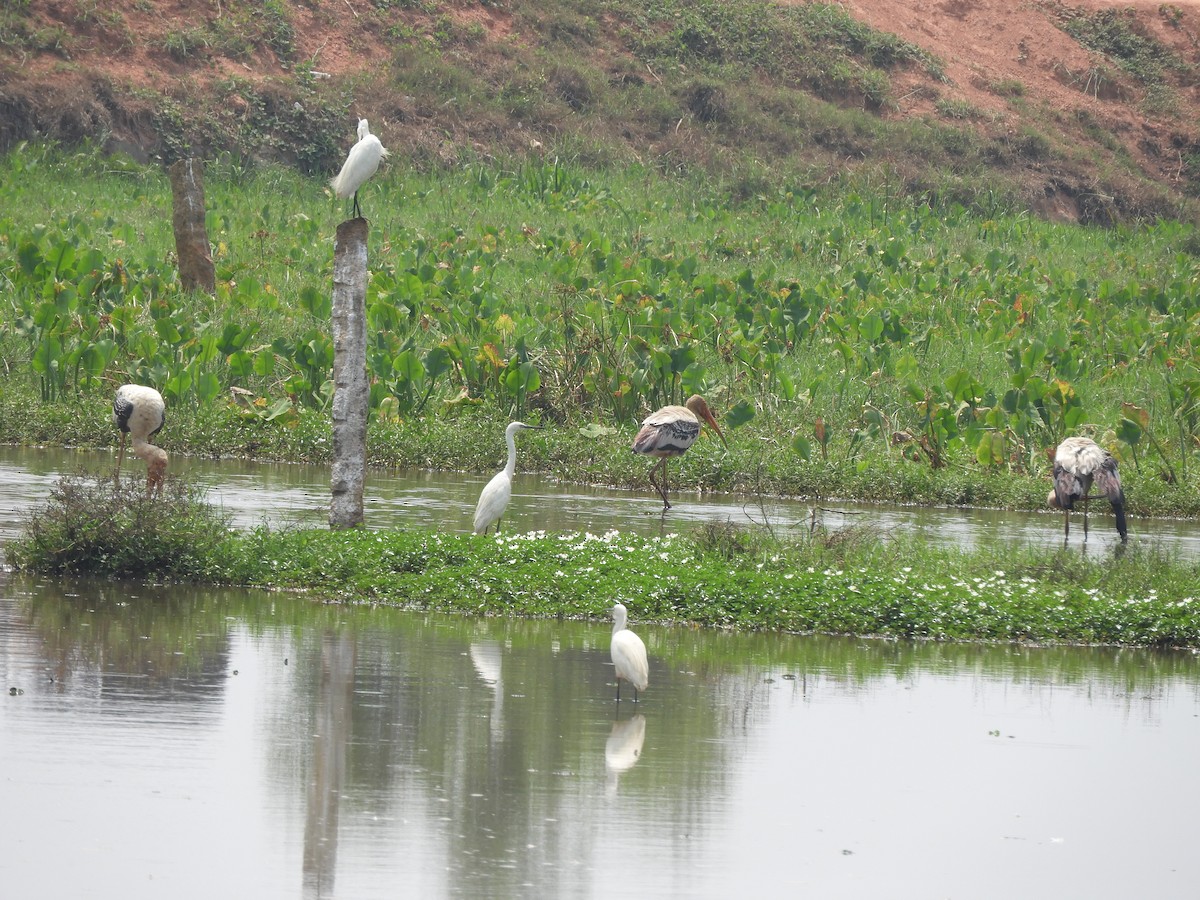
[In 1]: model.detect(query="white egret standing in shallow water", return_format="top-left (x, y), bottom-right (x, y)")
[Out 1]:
top-left (610, 603), bottom-right (649, 703)
top-left (631, 394), bottom-right (727, 509)
top-left (473, 421), bottom-right (542, 535)
top-left (330, 118), bottom-right (388, 218)
top-left (112, 384), bottom-right (167, 495)
top-left (1047, 436), bottom-right (1127, 544)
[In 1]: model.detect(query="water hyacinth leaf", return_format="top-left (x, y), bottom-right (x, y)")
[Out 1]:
top-left (681, 363), bottom-right (707, 398)
top-left (217, 321), bottom-right (258, 355)
top-left (264, 398), bottom-right (294, 421)
top-left (1116, 417), bottom-right (1143, 448)
top-left (946, 369), bottom-right (979, 404)
top-left (669, 344), bottom-right (697, 375)
top-left (814, 417), bottom-right (828, 448)
top-left (300, 284), bottom-right (330, 319)
top-left (154, 317), bottom-right (182, 344)
top-left (80, 339), bottom-right (116, 377)
top-left (791, 433), bottom-right (812, 461)
top-left (975, 431), bottom-right (1004, 466)
top-left (579, 423), bottom-right (618, 439)
top-left (860, 310), bottom-right (884, 343)
top-left (195, 372), bottom-right (221, 404)
top-left (1121, 402), bottom-right (1150, 429)
top-left (393, 349), bottom-right (425, 385)
top-left (724, 400), bottom-right (755, 430)
top-left (423, 346), bottom-right (452, 380)
top-left (775, 370), bottom-right (796, 401)
top-left (228, 349), bottom-right (253, 378)
top-left (47, 240), bottom-right (76, 279)
top-left (164, 368), bottom-right (192, 401)
top-left (253, 349), bottom-right (275, 377)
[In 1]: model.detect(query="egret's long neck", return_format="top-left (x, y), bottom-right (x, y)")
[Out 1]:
top-left (505, 428), bottom-right (519, 478)
top-left (612, 612), bottom-right (626, 634)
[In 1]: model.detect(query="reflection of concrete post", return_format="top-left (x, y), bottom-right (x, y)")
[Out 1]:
top-left (167, 159), bottom-right (215, 294)
top-left (329, 219), bottom-right (369, 529)
top-left (303, 630), bottom-right (356, 900)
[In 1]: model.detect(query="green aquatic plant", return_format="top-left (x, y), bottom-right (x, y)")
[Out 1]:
top-left (7, 473), bottom-right (233, 580)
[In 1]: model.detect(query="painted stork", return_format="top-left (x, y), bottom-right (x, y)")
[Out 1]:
top-left (473, 421), bottom-right (542, 535)
top-left (610, 603), bottom-right (649, 703)
top-left (631, 395), bottom-right (727, 509)
top-left (1047, 436), bottom-right (1127, 544)
top-left (112, 384), bottom-right (167, 495)
top-left (330, 118), bottom-right (388, 219)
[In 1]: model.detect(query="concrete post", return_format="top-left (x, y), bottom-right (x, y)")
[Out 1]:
top-left (329, 218), bottom-right (369, 529)
top-left (168, 158), bottom-right (215, 294)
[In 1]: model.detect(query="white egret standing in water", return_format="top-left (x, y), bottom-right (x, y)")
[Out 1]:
top-left (610, 603), bottom-right (649, 702)
top-left (330, 118), bottom-right (388, 218)
top-left (473, 421), bottom-right (542, 535)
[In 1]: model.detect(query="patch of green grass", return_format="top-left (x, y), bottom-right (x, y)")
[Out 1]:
top-left (1054, 4), bottom-right (1189, 86)
top-left (935, 98), bottom-right (982, 120)
top-left (987, 77), bottom-right (1026, 98)
top-left (15, 506), bottom-right (1199, 647)
top-left (162, 26), bottom-right (208, 62)
top-left (7, 473), bottom-right (234, 580)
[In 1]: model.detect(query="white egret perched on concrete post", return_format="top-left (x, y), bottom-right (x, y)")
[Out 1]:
top-left (610, 603), bottom-right (649, 703)
top-left (112, 384), bottom-right (167, 496)
top-left (631, 394), bottom-right (727, 509)
top-left (1047, 436), bottom-right (1127, 544)
top-left (330, 118), bottom-right (388, 219)
top-left (473, 421), bottom-right (542, 535)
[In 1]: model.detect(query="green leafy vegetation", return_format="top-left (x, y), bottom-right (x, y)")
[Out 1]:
top-left (1, 143), bottom-right (1199, 515)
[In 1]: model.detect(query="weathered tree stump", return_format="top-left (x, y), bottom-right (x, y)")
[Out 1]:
top-left (329, 218), bottom-right (370, 529)
top-left (168, 158), bottom-right (215, 294)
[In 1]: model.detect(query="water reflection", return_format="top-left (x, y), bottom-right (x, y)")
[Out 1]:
top-left (304, 631), bottom-right (355, 900)
top-left (2, 579), bottom-right (1199, 898)
top-left (605, 714), bottom-right (647, 796)
top-left (3, 446), bottom-right (1198, 559)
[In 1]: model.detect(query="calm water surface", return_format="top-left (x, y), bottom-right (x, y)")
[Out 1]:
top-left (1, 581), bottom-right (1199, 899)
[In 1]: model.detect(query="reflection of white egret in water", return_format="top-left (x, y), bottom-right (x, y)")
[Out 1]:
top-left (605, 714), bottom-right (647, 795)
top-left (469, 640), bottom-right (504, 742)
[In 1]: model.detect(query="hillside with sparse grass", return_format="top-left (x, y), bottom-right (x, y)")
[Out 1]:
top-left (2, 0), bottom-right (1199, 223)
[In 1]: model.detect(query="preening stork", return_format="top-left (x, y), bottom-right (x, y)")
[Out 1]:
top-left (1048, 436), bottom-right (1127, 544)
top-left (330, 118), bottom-right (388, 219)
top-left (113, 384), bottom-right (167, 495)
top-left (631, 395), bottom-right (727, 509)
top-left (610, 603), bottom-right (649, 703)
top-left (473, 421), bottom-right (542, 535)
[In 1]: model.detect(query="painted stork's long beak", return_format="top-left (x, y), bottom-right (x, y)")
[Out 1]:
top-left (701, 409), bottom-right (728, 449)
